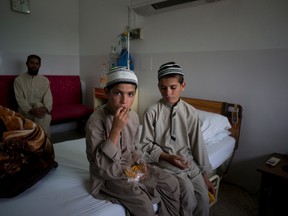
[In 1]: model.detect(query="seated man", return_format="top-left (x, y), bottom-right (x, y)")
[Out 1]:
top-left (14, 54), bottom-right (52, 136)
top-left (85, 67), bottom-right (180, 216)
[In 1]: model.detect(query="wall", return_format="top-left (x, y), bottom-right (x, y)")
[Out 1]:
top-left (0, 0), bottom-right (80, 75)
top-left (79, 0), bottom-right (131, 107)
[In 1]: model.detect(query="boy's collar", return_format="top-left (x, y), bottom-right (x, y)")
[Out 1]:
top-left (160, 99), bottom-right (180, 108)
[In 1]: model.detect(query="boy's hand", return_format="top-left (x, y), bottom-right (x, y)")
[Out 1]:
top-left (113, 107), bottom-right (129, 131)
top-left (161, 153), bottom-right (189, 170)
top-left (203, 174), bottom-right (216, 196)
top-left (170, 155), bottom-right (189, 170)
top-left (109, 107), bottom-right (129, 144)
top-left (29, 106), bottom-right (48, 118)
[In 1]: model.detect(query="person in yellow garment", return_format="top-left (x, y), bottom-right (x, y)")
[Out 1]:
top-left (86, 67), bottom-right (180, 216)
top-left (140, 62), bottom-right (216, 216)
top-left (14, 54), bottom-right (52, 136)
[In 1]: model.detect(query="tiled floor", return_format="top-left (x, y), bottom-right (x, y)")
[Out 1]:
top-left (210, 181), bottom-right (258, 216)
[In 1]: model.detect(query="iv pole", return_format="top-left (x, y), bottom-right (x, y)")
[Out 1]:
top-left (118, 7), bottom-right (131, 70)
top-left (126, 7), bottom-right (131, 70)
top-left (127, 29), bottom-right (130, 70)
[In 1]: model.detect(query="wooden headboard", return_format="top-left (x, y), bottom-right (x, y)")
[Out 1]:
top-left (181, 97), bottom-right (242, 149)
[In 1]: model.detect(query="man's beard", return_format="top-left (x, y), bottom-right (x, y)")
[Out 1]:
top-left (28, 68), bottom-right (39, 76)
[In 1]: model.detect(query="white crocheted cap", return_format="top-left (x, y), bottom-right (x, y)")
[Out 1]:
top-left (106, 67), bottom-right (138, 87)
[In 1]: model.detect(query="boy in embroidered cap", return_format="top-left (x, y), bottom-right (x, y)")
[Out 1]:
top-left (86, 67), bottom-right (180, 216)
top-left (157, 61), bottom-right (184, 80)
top-left (141, 62), bottom-right (215, 216)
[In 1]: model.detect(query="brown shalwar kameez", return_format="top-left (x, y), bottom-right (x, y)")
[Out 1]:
top-left (86, 106), bottom-right (180, 216)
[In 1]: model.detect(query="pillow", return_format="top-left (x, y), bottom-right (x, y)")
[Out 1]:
top-left (197, 110), bottom-right (231, 143)
top-left (204, 130), bottom-right (231, 145)
top-left (0, 106), bottom-right (58, 198)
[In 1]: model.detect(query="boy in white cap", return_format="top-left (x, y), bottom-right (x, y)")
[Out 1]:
top-left (140, 62), bottom-right (215, 216)
top-left (86, 67), bottom-right (180, 216)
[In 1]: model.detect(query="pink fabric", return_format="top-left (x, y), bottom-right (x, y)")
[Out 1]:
top-left (0, 75), bottom-right (93, 125)
top-left (0, 75), bottom-right (18, 110)
top-left (46, 76), bottom-right (82, 105)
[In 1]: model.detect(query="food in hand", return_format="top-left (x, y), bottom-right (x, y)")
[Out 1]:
top-left (124, 164), bottom-right (146, 179)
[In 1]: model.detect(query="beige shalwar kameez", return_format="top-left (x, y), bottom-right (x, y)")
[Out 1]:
top-left (14, 73), bottom-right (52, 135)
top-left (141, 99), bottom-right (213, 216)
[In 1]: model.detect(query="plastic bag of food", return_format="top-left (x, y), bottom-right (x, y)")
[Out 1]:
top-left (124, 162), bottom-right (146, 184)
top-left (124, 151), bottom-right (156, 184)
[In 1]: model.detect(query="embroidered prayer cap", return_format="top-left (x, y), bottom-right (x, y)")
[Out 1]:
top-left (106, 66), bottom-right (138, 88)
top-left (158, 61), bottom-right (184, 80)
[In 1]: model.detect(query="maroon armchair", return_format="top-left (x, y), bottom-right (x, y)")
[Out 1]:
top-left (0, 75), bottom-right (93, 125)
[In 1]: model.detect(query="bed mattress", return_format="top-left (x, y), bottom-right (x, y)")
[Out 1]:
top-left (0, 138), bottom-right (126, 216)
top-left (206, 136), bottom-right (235, 170)
top-left (0, 136), bottom-right (234, 215)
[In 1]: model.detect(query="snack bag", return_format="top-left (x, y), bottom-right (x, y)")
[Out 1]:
top-left (124, 163), bottom-right (146, 184)
top-left (124, 151), bottom-right (154, 184)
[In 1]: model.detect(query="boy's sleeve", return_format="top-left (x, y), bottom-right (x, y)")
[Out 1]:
top-left (140, 110), bottom-right (163, 162)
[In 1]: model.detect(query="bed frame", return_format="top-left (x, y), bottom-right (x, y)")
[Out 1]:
top-left (181, 97), bottom-right (242, 150)
top-left (181, 97), bottom-right (242, 206)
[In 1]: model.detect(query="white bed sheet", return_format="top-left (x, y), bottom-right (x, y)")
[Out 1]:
top-left (0, 136), bottom-right (235, 216)
top-left (206, 136), bottom-right (236, 170)
top-left (0, 138), bottom-right (126, 216)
